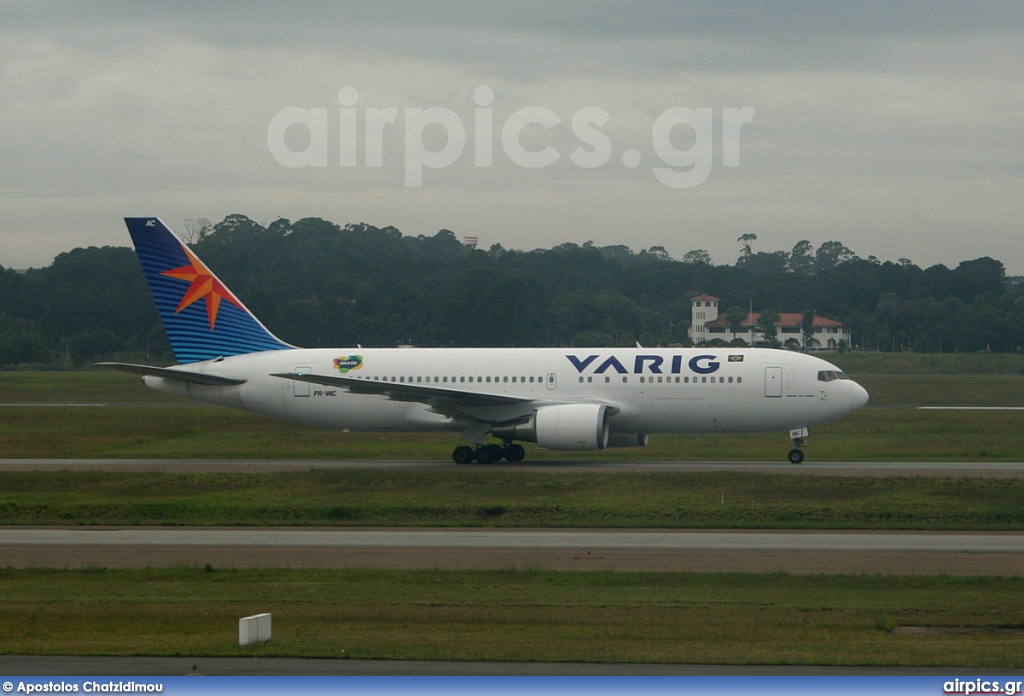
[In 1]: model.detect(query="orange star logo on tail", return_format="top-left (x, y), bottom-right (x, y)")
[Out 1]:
top-left (160, 246), bottom-right (244, 330)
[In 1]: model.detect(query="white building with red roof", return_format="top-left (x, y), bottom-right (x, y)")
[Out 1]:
top-left (689, 295), bottom-right (851, 350)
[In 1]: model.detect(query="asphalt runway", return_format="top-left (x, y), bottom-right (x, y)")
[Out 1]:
top-left (4, 458), bottom-right (1024, 573)
top-left (1, 654), bottom-right (1008, 676)
top-left (4, 459), bottom-right (1023, 676)
top-left (3, 526), bottom-right (1023, 574)
top-left (3, 458), bottom-right (1024, 477)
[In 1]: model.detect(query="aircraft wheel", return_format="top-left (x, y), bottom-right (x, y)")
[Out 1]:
top-left (476, 444), bottom-right (504, 464)
top-left (452, 446), bottom-right (476, 465)
top-left (787, 448), bottom-right (805, 464)
top-left (505, 443), bottom-right (526, 462)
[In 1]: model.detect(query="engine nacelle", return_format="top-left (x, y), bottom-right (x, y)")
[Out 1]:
top-left (607, 432), bottom-right (649, 448)
top-left (492, 403), bottom-right (609, 451)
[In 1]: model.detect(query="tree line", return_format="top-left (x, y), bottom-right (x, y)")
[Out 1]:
top-left (1, 215), bottom-right (1020, 366)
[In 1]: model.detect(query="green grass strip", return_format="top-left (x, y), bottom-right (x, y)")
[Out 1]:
top-left (3, 470), bottom-right (1024, 529)
top-left (2, 406), bottom-right (1024, 461)
top-left (1, 567), bottom-right (1023, 666)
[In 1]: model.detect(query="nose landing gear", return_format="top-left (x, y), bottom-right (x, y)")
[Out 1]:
top-left (787, 426), bottom-right (809, 464)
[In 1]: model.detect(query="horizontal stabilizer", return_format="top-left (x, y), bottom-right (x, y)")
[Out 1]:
top-left (97, 362), bottom-right (247, 386)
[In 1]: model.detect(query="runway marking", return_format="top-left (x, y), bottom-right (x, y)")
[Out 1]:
top-left (918, 406), bottom-right (1024, 410)
top-left (3, 528), bottom-right (1022, 553)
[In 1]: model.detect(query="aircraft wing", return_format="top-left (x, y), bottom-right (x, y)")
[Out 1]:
top-left (271, 371), bottom-right (621, 425)
top-left (97, 362), bottom-right (247, 386)
top-left (271, 372), bottom-right (532, 407)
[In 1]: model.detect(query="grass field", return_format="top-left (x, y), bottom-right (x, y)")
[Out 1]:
top-left (0, 371), bottom-right (184, 403)
top-left (3, 368), bottom-right (1023, 666)
top-left (3, 468), bottom-right (1024, 528)
top-left (830, 352), bottom-right (1024, 375)
top-left (2, 405), bottom-right (1022, 461)
top-left (2, 369), bottom-right (1024, 461)
top-left (1, 567), bottom-right (1022, 666)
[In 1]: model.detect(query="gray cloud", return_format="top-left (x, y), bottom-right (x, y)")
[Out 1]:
top-left (1, 1), bottom-right (1023, 272)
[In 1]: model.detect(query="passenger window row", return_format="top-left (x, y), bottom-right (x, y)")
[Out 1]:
top-left (352, 375), bottom-right (545, 384)
top-left (578, 375), bottom-right (742, 384)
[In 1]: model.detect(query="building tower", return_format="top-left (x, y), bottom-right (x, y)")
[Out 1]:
top-left (688, 294), bottom-right (719, 345)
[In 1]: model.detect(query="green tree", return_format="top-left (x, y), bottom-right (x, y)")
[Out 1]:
top-left (681, 249), bottom-right (711, 265)
top-left (755, 308), bottom-right (780, 346)
top-left (736, 233), bottom-right (757, 261)
top-left (0, 327), bottom-right (47, 365)
top-left (801, 310), bottom-right (816, 350)
top-left (787, 240), bottom-right (814, 274)
top-left (724, 305), bottom-right (749, 344)
top-left (738, 251), bottom-right (788, 274)
top-left (181, 217), bottom-right (212, 245)
top-left (814, 241), bottom-right (857, 273)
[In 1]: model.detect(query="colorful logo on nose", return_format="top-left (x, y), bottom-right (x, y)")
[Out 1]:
top-left (334, 356), bottom-right (363, 373)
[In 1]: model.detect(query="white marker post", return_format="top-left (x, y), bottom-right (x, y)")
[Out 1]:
top-left (239, 613), bottom-right (272, 646)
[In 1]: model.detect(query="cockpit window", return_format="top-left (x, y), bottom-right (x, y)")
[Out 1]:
top-left (817, 370), bottom-right (849, 382)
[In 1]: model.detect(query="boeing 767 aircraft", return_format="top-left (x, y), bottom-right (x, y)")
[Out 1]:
top-left (101, 217), bottom-right (869, 464)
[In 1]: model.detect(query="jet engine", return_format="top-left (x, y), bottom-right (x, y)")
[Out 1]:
top-left (606, 432), bottom-right (649, 448)
top-left (492, 403), bottom-right (609, 450)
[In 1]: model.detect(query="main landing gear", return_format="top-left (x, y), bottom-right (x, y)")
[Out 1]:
top-left (452, 442), bottom-right (526, 464)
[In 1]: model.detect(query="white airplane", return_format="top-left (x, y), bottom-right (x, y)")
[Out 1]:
top-left (101, 217), bottom-right (869, 464)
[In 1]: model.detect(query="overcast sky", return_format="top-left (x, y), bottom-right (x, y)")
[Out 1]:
top-left (2, 1), bottom-right (1023, 272)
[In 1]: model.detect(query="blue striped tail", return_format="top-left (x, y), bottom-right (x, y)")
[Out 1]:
top-left (125, 217), bottom-right (293, 363)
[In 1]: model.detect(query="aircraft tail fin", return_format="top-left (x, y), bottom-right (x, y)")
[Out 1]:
top-left (125, 217), bottom-right (293, 364)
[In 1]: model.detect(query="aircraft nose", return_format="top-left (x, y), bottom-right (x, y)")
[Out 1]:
top-left (850, 381), bottom-right (870, 410)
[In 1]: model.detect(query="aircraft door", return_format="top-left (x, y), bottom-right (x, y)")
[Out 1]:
top-left (546, 372), bottom-right (557, 390)
top-left (293, 367), bottom-right (311, 397)
top-left (764, 366), bottom-right (782, 398)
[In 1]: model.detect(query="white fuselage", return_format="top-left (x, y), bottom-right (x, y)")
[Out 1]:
top-left (144, 347), bottom-right (869, 438)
